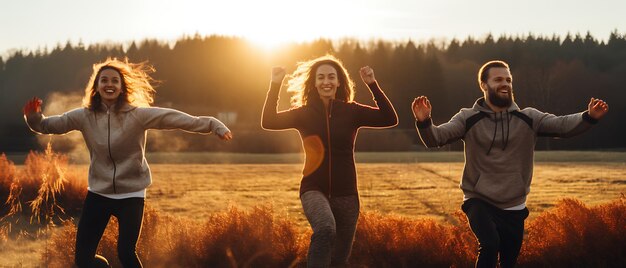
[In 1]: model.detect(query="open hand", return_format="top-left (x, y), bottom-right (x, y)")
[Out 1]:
top-left (412, 96), bottom-right (432, 122)
top-left (23, 97), bottom-right (42, 117)
top-left (587, 98), bottom-right (608, 120)
top-left (219, 131), bottom-right (233, 141)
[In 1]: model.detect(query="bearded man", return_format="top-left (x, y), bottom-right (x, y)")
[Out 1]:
top-left (411, 60), bottom-right (609, 268)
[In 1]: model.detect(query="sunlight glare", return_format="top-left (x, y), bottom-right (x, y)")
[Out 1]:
top-left (182, 0), bottom-right (362, 50)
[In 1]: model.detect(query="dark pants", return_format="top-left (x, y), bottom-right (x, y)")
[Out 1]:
top-left (301, 191), bottom-right (360, 268)
top-left (75, 191), bottom-right (144, 268)
top-left (462, 198), bottom-right (529, 268)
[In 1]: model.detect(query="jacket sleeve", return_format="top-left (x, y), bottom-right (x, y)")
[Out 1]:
top-left (261, 82), bottom-right (300, 130)
top-left (355, 82), bottom-right (398, 128)
top-left (137, 107), bottom-right (230, 136)
top-left (24, 108), bottom-right (83, 135)
top-left (415, 110), bottom-right (467, 148)
top-left (530, 108), bottom-right (597, 138)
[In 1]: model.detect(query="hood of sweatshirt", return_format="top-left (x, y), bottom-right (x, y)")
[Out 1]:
top-left (472, 97), bottom-right (520, 113)
top-left (98, 101), bottom-right (138, 113)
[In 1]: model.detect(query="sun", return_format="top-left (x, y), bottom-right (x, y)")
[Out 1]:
top-left (156, 0), bottom-right (365, 51)
top-left (233, 16), bottom-right (324, 51)
top-left (244, 32), bottom-right (299, 52)
top-left (198, 0), bottom-right (356, 50)
top-left (241, 21), bottom-right (355, 52)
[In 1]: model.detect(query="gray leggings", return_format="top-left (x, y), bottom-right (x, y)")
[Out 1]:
top-left (300, 191), bottom-right (360, 268)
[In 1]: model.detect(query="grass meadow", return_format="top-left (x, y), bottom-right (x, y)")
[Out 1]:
top-left (0, 149), bottom-right (625, 267)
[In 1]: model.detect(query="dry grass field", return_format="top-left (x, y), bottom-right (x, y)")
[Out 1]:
top-left (143, 161), bottom-right (626, 225)
top-left (1, 151), bottom-right (625, 267)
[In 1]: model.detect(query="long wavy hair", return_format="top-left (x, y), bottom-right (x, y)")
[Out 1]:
top-left (82, 58), bottom-right (157, 112)
top-left (286, 55), bottom-right (355, 107)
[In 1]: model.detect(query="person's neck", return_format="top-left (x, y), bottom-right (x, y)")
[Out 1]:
top-left (320, 97), bottom-right (333, 109)
top-left (484, 98), bottom-right (508, 113)
top-left (102, 100), bottom-right (116, 109)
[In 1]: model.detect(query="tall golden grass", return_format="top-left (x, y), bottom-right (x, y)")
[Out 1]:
top-left (2, 147), bottom-right (625, 267)
top-left (519, 197), bottom-right (626, 267)
top-left (39, 197), bottom-right (625, 268)
top-left (0, 153), bottom-right (18, 240)
top-left (0, 143), bottom-right (87, 237)
top-left (0, 154), bottom-right (16, 195)
top-left (350, 211), bottom-right (476, 267)
top-left (44, 205), bottom-right (308, 268)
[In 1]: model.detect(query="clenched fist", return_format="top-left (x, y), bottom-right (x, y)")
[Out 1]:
top-left (271, 67), bottom-right (286, 84)
top-left (360, 66), bottom-right (376, 85)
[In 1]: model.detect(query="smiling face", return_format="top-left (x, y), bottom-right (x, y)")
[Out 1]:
top-left (315, 64), bottom-right (340, 102)
top-left (482, 67), bottom-right (514, 108)
top-left (96, 68), bottom-right (123, 106)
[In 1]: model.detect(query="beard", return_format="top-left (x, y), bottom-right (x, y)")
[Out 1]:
top-left (487, 84), bottom-right (514, 108)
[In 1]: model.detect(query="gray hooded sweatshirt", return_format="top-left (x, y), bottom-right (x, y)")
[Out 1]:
top-left (416, 98), bottom-right (598, 209)
top-left (25, 102), bottom-right (230, 194)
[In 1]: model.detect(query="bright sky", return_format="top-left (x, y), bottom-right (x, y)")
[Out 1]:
top-left (2, 0), bottom-right (625, 58)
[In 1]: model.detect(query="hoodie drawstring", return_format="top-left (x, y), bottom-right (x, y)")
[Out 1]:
top-left (503, 111), bottom-right (510, 151)
top-left (486, 112), bottom-right (498, 155)
top-left (500, 112), bottom-right (505, 150)
top-left (486, 111), bottom-right (511, 155)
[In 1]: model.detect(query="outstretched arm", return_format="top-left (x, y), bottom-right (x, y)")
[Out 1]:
top-left (412, 96), bottom-right (466, 148)
top-left (139, 108), bottom-right (232, 140)
top-left (23, 97), bottom-right (81, 134)
top-left (261, 67), bottom-right (300, 130)
top-left (355, 66), bottom-right (398, 127)
top-left (536, 98), bottom-right (608, 138)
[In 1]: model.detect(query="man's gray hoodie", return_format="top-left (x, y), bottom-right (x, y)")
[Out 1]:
top-left (416, 98), bottom-right (598, 209)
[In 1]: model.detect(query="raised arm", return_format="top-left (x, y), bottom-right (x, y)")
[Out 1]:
top-left (535, 98), bottom-right (608, 138)
top-left (412, 96), bottom-right (466, 147)
top-left (261, 67), bottom-right (300, 130)
top-left (355, 66), bottom-right (398, 127)
top-left (23, 97), bottom-right (82, 134)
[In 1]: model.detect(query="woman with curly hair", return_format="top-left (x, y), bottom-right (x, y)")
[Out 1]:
top-left (262, 55), bottom-right (397, 267)
top-left (23, 58), bottom-right (232, 267)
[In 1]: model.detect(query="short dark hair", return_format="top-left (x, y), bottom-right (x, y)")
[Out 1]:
top-left (478, 60), bottom-right (510, 87)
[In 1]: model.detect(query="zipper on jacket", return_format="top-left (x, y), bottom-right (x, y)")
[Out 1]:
top-left (107, 109), bottom-right (117, 193)
top-left (325, 101), bottom-right (333, 198)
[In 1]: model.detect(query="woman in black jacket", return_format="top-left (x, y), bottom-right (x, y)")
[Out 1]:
top-left (262, 55), bottom-right (397, 267)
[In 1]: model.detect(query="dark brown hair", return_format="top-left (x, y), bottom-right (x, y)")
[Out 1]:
top-left (478, 60), bottom-right (510, 87)
top-left (287, 55), bottom-right (355, 107)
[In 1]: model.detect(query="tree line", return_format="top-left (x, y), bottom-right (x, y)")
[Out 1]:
top-left (1, 31), bottom-right (624, 153)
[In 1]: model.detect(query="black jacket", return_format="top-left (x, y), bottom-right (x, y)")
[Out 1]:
top-left (262, 82), bottom-right (397, 197)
